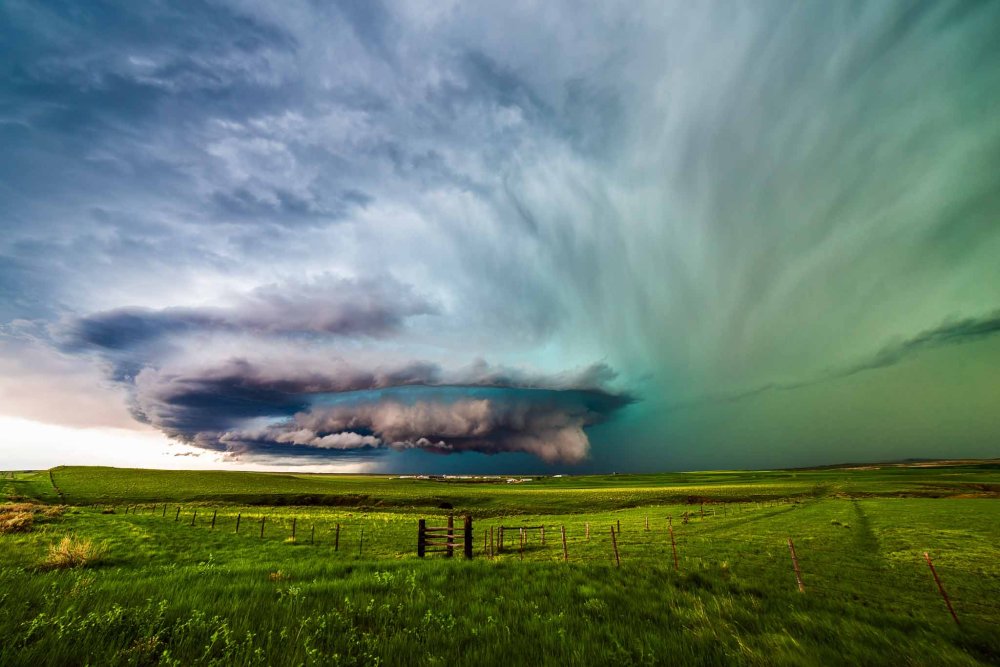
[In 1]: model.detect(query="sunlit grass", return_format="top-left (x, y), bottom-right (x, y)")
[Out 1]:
top-left (1, 465), bottom-right (997, 665)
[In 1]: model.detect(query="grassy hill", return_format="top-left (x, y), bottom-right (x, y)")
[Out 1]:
top-left (7, 462), bottom-right (999, 510)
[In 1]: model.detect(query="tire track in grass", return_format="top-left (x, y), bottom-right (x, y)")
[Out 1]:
top-left (850, 500), bottom-right (880, 561)
top-left (686, 502), bottom-right (802, 539)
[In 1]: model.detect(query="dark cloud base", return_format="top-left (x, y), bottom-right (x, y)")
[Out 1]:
top-left (52, 274), bottom-right (632, 463)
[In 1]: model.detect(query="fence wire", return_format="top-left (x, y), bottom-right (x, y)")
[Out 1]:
top-left (110, 500), bottom-right (999, 626)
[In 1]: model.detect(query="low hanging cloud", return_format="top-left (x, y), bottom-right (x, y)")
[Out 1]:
top-left (127, 355), bottom-right (630, 462)
top-left (272, 429), bottom-right (381, 450)
top-left (220, 391), bottom-right (629, 463)
top-left (50, 265), bottom-right (632, 464)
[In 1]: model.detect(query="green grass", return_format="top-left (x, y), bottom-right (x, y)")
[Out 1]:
top-left (1, 464), bottom-right (998, 665)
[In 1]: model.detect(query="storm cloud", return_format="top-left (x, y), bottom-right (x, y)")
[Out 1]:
top-left (125, 355), bottom-right (630, 461)
top-left (221, 391), bottom-right (627, 463)
top-left (673, 309), bottom-right (1000, 409)
top-left (2, 1), bottom-right (999, 470)
top-left (58, 274), bottom-right (437, 351)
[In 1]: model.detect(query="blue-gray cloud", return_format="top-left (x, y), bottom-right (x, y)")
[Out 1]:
top-left (49, 271), bottom-right (629, 461)
top-left (2, 1), bottom-right (999, 469)
top-left (58, 275), bottom-right (437, 351)
top-left (126, 357), bottom-right (630, 461)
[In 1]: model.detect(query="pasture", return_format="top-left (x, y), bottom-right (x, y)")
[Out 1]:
top-left (1, 463), bottom-right (998, 665)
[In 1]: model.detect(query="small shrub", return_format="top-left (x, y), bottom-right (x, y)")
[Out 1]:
top-left (269, 570), bottom-right (289, 582)
top-left (41, 536), bottom-right (108, 570)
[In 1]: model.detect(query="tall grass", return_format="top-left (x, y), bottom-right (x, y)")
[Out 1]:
top-left (41, 535), bottom-right (108, 570)
top-left (0, 502), bottom-right (63, 534)
top-left (1, 466), bottom-right (997, 665)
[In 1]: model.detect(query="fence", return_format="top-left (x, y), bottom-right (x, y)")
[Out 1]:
top-left (107, 499), bottom-right (999, 626)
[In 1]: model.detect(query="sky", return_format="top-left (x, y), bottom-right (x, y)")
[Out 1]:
top-left (1, 1), bottom-right (999, 473)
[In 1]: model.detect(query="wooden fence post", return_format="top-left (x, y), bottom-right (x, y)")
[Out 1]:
top-left (499, 526), bottom-right (504, 552)
top-left (359, 528), bottom-right (364, 556)
top-left (291, 518), bottom-right (296, 540)
top-left (787, 538), bottom-right (804, 592)
top-left (464, 515), bottom-right (473, 559)
top-left (610, 526), bottom-right (620, 567)
top-left (211, 510), bottom-right (217, 530)
top-left (561, 525), bottom-right (568, 562)
top-left (447, 515), bottom-right (454, 559)
top-left (124, 505), bottom-right (129, 515)
top-left (645, 515), bottom-right (649, 531)
top-left (310, 525), bottom-right (315, 545)
top-left (669, 525), bottom-right (679, 571)
top-left (541, 525), bottom-right (545, 545)
top-left (586, 522), bottom-right (590, 541)
top-left (490, 526), bottom-right (494, 558)
top-left (175, 507), bottom-right (180, 522)
top-left (260, 516), bottom-right (265, 538)
top-left (235, 513), bottom-right (241, 534)
top-left (335, 523), bottom-right (340, 551)
top-left (191, 510), bottom-right (197, 526)
top-left (923, 552), bottom-right (959, 625)
top-left (617, 519), bottom-right (621, 534)
top-left (418, 519), bottom-right (426, 558)
top-left (700, 503), bottom-right (704, 519)
top-left (519, 528), bottom-right (524, 560)
top-left (162, 504), bottom-right (167, 518)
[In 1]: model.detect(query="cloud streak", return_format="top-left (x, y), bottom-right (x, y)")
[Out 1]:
top-left (671, 310), bottom-right (1000, 409)
top-left (58, 274), bottom-right (436, 350)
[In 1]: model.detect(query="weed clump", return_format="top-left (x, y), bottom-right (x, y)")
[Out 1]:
top-left (0, 502), bottom-right (63, 533)
top-left (1, 510), bottom-right (34, 533)
top-left (41, 536), bottom-right (108, 570)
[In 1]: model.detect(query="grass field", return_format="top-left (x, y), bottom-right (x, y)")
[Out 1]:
top-left (2, 463), bottom-right (999, 665)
